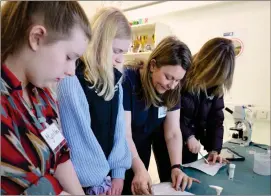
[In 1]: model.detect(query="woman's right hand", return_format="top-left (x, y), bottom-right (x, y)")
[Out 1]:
top-left (187, 136), bottom-right (201, 154)
top-left (131, 168), bottom-right (153, 195)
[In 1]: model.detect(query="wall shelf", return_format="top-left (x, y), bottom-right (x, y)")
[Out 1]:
top-left (124, 51), bottom-right (152, 56)
top-left (130, 23), bottom-right (156, 33)
top-left (125, 22), bottom-right (172, 63)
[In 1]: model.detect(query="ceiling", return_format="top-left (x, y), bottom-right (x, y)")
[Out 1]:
top-left (79, 1), bottom-right (159, 18)
top-left (98, 1), bottom-right (157, 11)
top-left (79, 1), bottom-right (157, 13)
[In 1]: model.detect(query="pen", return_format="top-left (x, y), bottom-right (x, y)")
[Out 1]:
top-left (199, 151), bottom-right (209, 164)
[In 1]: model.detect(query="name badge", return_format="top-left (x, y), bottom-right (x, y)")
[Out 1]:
top-left (40, 123), bottom-right (66, 154)
top-left (158, 106), bottom-right (167, 119)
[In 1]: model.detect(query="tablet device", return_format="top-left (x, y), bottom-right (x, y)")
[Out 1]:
top-left (220, 147), bottom-right (245, 161)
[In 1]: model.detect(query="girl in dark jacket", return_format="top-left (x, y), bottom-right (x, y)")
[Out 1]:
top-left (153, 37), bottom-right (235, 182)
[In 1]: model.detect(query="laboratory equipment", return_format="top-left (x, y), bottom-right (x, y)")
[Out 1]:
top-left (225, 106), bottom-right (253, 146)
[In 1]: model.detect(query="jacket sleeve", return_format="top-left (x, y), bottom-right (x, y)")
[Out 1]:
top-left (180, 93), bottom-right (196, 141)
top-left (205, 96), bottom-right (225, 153)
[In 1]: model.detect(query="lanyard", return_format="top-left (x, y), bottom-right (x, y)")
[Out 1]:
top-left (18, 87), bottom-right (49, 130)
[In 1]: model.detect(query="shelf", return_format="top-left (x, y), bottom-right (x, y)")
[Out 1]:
top-left (125, 22), bottom-right (172, 62)
top-left (124, 51), bottom-right (152, 56)
top-left (130, 23), bottom-right (155, 32)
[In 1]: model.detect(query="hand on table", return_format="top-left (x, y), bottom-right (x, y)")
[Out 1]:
top-left (59, 191), bottom-right (71, 195)
top-left (207, 151), bottom-right (230, 165)
top-left (107, 178), bottom-right (124, 195)
top-left (131, 168), bottom-right (153, 195)
top-left (171, 168), bottom-right (201, 192)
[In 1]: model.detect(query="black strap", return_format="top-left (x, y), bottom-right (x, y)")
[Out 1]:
top-left (171, 164), bottom-right (184, 171)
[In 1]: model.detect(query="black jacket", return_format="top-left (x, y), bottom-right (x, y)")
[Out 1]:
top-left (180, 87), bottom-right (225, 153)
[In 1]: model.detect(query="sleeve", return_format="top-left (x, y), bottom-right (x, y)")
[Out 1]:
top-left (56, 143), bottom-right (70, 165)
top-left (108, 84), bottom-right (132, 179)
top-left (205, 96), bottom-right (225, 153)
top-left (179, 93), bottom-right (196, 141)
top-left (122, 74), bottom-right (133, 111)
top-left (169, 102), bottom-right (180, 112)
top-left (23, 175), bottom-right (63, 195)
top-left (57, 76), bottom-right (109, 187)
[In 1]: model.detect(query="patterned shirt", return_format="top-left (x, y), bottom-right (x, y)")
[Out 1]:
top-left (1, 65), bottom-right (70, 195)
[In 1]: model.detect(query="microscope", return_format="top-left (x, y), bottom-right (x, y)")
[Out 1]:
top-left (225, 106), bottom-right (253, 146)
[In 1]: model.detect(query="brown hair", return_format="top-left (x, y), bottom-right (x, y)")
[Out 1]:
top-left (82, 7), bottom-right (131, 101)
top-left (140, 36), bottom-right (192, 109)
top-left (1, 1), bottom-right (91, 63)
top-left (183, 37), bottom-right (235, 97)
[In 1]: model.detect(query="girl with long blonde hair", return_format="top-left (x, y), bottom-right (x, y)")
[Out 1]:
top-left (57, 7), bottom-right (132, 195)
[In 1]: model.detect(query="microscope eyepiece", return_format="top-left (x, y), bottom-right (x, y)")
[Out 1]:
top-left (225, 107), bottom-right (233, 114)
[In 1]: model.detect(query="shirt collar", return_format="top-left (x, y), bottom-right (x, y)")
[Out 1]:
top-left (113, 67), bottom-right (123, 85)
top-left (1, 64), bottom-right (22, 91)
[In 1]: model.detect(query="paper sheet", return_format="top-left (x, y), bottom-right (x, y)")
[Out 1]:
top-left (152, 182), bottom-right (194, 195)
top-left (183, 159), bottom-right (226, 176)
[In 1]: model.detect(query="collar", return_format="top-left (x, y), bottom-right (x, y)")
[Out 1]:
top-left (1, 64), bottom-right (22, 92)
top-left (206, 86), bottom-right (218, 97)
top-left (113, 67), bottom-right (123, 85)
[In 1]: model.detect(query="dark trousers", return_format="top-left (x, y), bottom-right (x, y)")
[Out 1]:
top-left (122, 136), bottom-right (153, 195)
top-left (152, 128), bottom-right (198, 183)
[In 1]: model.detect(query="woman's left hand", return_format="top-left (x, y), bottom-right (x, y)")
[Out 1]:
top-left (207, 151), bottom-right (230, 165)
top-left (171, 168), bottom-right (201, 192)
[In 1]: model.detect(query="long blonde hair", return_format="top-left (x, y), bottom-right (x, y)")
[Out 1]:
top-left (140, 36), bottom-right (192, 109)
top-left (183, 37), bottom-right (235, 97)
top-left (82, 7), bottom-right (131, 101)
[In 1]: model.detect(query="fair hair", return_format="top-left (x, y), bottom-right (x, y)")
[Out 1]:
top-left (82, 7), bottom-right (131, 101)
top-left (140, 36), bottom-right (192, 109)
top-left (183, 37), bottom-right (235, 97)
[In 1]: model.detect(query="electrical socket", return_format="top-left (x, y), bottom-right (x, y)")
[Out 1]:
top-left (255, 110), bottom-right (269, 120)
top-left (245, 110), bottom-right (255, 119)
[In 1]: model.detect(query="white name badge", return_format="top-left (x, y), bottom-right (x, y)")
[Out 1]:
top-left (41, 123), bottom-right (65, 153)
top-left (158, 106), bottom-right (167, 119)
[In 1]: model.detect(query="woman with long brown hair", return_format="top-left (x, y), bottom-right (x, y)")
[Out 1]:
top-left (154, 37), bottom-right (235, 182)
top-left (122, 36), bottom-right (200, 195)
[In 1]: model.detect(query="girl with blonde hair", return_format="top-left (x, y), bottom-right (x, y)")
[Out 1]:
top-left (57, 7), bottom-right (132, 195)
top-left (122, 36), bottom-right (200, 195)
top-left (154, 37), bottom-right (235, 183)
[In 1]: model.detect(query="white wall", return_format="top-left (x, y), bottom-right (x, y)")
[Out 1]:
top-left (125, 1), bottom-right (224, 20)
top-left (79, 1), bottom-right (157, 20)
top-left (142, 1), bottom-right (270, 110)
